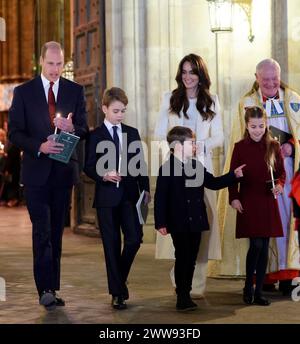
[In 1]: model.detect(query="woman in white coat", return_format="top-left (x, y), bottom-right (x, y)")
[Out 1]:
top-left (154, 53), bottom-right (224, 297)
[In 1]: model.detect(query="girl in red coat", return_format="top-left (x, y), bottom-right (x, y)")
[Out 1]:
top-left (229, 106), bottom-right (285, 306)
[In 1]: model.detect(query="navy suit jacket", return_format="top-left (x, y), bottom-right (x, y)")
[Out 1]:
top-left (8, 76), bottom-right (88, 187)
top-left (84, 123), bottom-right (150, 207)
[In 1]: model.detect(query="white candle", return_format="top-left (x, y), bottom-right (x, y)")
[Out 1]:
top-left (116, 155), bottom-right (121, 188)
top-left (270, 165), bottom-right (277, 199)
top-left (54, 113), bottom-right (61, 135)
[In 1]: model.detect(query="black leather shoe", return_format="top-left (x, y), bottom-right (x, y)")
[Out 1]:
top-left (176, 297), bottom-right (198, 312)
top-left (242, 288), bottom-right (254, 305)
top-left (111, 296), bottom-right (127, 310)
top-left (253, 295), bottom-right (271, 306)
top-left (55, 296), bottom-right (65, 306)
top-left (39, 290), bottom-right (56, 310)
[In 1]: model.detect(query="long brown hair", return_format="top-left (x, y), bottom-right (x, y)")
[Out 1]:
top-left (243, 106), bottom-right (280, 170)
top-left (169, 54), bottom-right (215, 121)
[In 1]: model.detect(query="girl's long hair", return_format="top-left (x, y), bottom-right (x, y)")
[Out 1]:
top-left (243, 106), bottom-right (280, 170)
top-left (169, 54), bottom-right (215, 121)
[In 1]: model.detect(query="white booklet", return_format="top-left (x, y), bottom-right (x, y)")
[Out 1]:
top-left (136, 190), bottom-right (148, 225)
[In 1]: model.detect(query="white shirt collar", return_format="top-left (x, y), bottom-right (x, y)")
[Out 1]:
top-left (104, 119), bottom-right (122, 132)
top-left (41, 74), bottom-right (59, 101)
top-left (41, 74), bottom-right (59, 89)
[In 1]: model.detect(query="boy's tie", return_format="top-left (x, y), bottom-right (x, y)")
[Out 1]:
top-left (112, 126), bottom-right (120, 170)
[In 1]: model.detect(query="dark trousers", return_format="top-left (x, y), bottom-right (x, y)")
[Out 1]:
top-left (25, 185), bottom-right (72, 296)
top-left (97, 200), bottom-right (143, 297)
top-left (245, 237), bottom-right (270, 296)
top-left (171, 232), bottom-right (202, 297)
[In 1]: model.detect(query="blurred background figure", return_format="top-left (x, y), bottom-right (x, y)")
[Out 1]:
top-left (0, 122), bottom-right (21, 207)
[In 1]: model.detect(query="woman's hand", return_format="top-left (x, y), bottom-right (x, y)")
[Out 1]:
top-left (234, 164), bottom-right (246, 178)
top-left (231, 199), bottom-right (243, 213)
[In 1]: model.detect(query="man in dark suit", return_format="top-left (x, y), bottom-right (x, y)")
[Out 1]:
top-left (8, 41), bottom-right (88, 310)
top-left (84, 87), bottom-right (150, 310)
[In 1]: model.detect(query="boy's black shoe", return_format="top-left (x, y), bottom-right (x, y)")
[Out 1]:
top-left (176, 296), bottom-right (198, 312)
top-left (39, 290), bottom-right (56, 311)
top-left (111, 296), bottom-right (127, 310)
top-left (242, 288), bottom-right (254, 305)
top-left (253, 295), bottom-right (271, 306)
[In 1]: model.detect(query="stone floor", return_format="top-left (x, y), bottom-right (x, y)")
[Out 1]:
top-left (0, 206), bottom-right (300, 324)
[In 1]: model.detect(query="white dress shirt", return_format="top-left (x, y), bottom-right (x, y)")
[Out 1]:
top-left (104, 119), bottom-right (123, 149)
top-left (41, 74), bottom-right (59, 102)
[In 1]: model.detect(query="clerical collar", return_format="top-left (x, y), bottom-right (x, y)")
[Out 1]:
top-left (262, 92), bottom-right (279, 103)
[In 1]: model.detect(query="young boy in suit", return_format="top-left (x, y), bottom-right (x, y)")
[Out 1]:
top-left (84, 87), bottom-right (150, 310)
top-left (154, 126), bottom-right (244, 311)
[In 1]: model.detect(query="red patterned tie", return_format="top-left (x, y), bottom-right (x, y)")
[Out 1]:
top-left (48, 81), bottom-right (56, 127)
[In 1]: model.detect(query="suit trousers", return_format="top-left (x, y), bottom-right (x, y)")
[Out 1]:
top-left (97, 199), bottom-right (143, 297)
top-left (170, 232), bottom-right (202, 297)
top-left (25, 181), bottom-right (72, 295)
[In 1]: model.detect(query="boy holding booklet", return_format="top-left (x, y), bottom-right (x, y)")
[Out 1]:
top-left (84, 87), bottom-right (150, 310)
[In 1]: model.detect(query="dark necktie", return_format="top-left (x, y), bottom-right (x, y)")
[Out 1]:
top-left (112, 126), bottom-right (120, 170)
top-left (48, 81), bottom-right (56, 127)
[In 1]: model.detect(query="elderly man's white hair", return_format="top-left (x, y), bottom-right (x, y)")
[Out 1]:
top-left (256, 58), bottom-right (281, 75)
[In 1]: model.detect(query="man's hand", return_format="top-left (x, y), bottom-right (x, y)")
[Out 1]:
top-left (39, 139), bottom-right (64, 154)
top-left (158, 227), bottom-right (168, 236)
top-left (103, 170), bottom-right (121, 183)
top-left (231, 199), bottom-right (243, 213)
top-left (54, 112), bottom-right (74, 133)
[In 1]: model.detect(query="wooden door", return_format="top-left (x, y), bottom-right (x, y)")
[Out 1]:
top-left (73, 0), bottom-right (106, 235)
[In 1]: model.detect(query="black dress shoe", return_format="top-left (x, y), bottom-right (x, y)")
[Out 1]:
top-left (242, 288), bottom-right (254, 305)
top-left (55, 296), bottom-right (65, 306)
top-left (111, 296), bottom-right (127, 310)
top-left (39, 290), bottom-right (56, 310)
top-left (253, 295), bottom-right (271, 306)
top-left (176, 296), bottom-right (198, 312)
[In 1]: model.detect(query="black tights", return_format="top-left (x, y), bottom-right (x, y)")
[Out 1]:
top-left (244, 237), bottom-right (269, 297)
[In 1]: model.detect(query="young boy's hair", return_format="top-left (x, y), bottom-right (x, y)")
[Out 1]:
top-left (102, 87), bottom-right (128, 107)
top-left (167, 126), bottom-right (194, 147)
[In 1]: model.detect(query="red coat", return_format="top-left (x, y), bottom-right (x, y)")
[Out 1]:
top-left (229, 137), bottom-right (285, 238)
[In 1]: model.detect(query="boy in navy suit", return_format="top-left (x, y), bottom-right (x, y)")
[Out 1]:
top-left (84, 87), bottom-right (150, 310)
top-left (154, 126), bottom-right (244, 311)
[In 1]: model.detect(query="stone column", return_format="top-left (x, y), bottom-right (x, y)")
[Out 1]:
top-left (271, 0), bottom-right (288, 83)
top-left (106, 0), bottom-right (147, 135)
